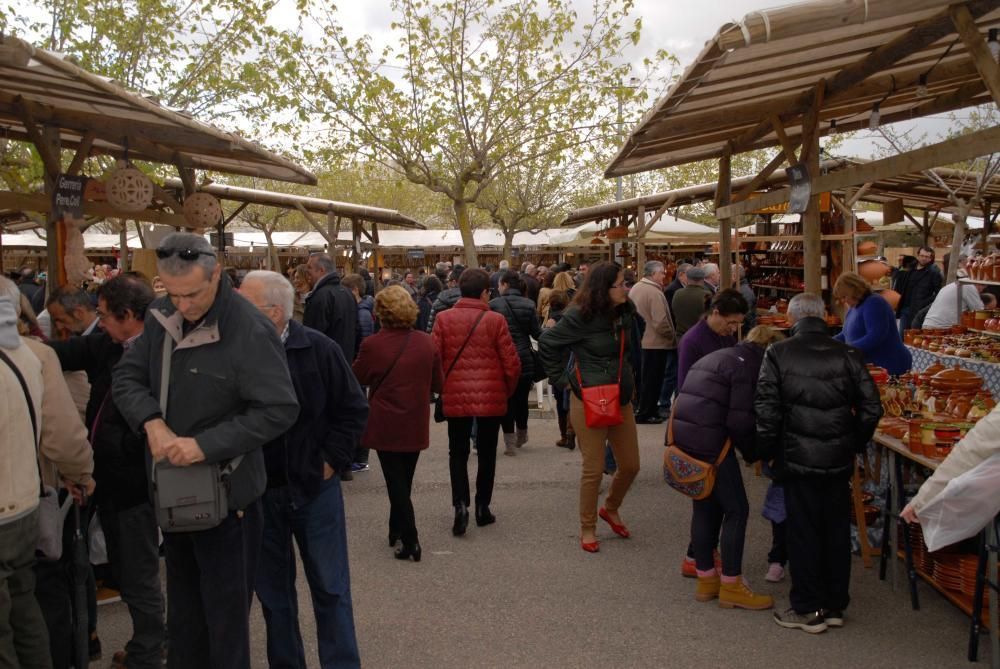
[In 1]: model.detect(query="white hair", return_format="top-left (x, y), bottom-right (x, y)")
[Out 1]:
top-left (243, 270), bottom-right (295, 325)
top-left (499, 260), bottom-right (509, 270)
top-left (787, 293), bottom-right (826, 321)
top-left (643, 260), bottom-right (664, 277)
top-left (702, 263), bottom-right (720, 277)
top-left (0, 276), bottom-right (21, 315)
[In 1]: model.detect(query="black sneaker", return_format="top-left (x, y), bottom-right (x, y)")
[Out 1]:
top-left (89, 633), bottom-right (103, 660)
top-left (823, 609), bottom-right (844, 627)
top-left (773, 608), bottom-right (827, 634)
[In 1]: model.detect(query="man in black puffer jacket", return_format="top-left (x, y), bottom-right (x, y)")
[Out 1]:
top-left (490, 270), bottom-right (541, 452)
top-left (304, 253), bottom-right (359, 360)
top-left (755, 293), bottom-right (882, 635)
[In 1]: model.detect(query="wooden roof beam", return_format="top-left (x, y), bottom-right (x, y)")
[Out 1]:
top-left (733, 149), bottom-right (793, 203)
top-left (950, 4), bottom-right (1000, 108)
top-left (14, 98), bottom-right (61, 177)
top-left (717, 124), bottom-right (1000, 219)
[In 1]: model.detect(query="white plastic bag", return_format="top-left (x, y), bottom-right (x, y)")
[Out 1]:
top-left (920, 452), bottom-right (1000, 552)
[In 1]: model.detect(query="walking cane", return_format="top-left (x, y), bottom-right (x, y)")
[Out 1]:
top-left (72, 493), bottom-right (89, 669)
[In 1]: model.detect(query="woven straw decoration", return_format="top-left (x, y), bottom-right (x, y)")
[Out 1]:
top-left (106, 167), bottom-right (153, 213)
top-left (183, 192), bottom-right (223, 228)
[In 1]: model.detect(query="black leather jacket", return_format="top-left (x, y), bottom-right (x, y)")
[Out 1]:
top-left (490, 289), bottom-right (541, 378)
top-left (754, 317), bottom-right (882, 479)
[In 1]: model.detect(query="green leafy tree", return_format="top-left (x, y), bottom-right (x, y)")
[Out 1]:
top-left (296, 0), bottom-right (652, 266)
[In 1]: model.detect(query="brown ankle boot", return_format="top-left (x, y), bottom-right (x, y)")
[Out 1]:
top-left (719, 577), bottom-right (774, 610)
top-left (695, 574), bottom-right (720, 602)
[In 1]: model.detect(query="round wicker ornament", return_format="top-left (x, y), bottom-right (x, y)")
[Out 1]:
top-left (106, 167), bottom-right (153, 213)
top-left (183, 192), bottom-right (223, 228)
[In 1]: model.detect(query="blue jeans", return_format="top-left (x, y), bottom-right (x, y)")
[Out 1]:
top-left (255, 477), bottom-right (359, 669)
top-left (898, 308), bottom-right (913, 336)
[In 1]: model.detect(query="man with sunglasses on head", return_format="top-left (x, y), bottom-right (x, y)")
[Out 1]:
top-left (112, 233), bottom-right (299, 669)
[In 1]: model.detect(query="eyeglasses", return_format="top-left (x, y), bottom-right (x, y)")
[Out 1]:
top-left (155, 248), bottom-right (217, 261)
top-left (611, 282), bottom-right (626, 289)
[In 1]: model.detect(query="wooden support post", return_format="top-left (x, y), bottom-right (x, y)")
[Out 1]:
top-left (327, 210), bottom-right (341, 248)
top-left (177, 166), bottom-right (196, 197)
top-left (40, 125), bottom-right (62, 290)
top-left (134, 221), bottom-right (146, 248)
top-left (922, 211), bottom-right (931, 246)
top-left (803, 112), bottom-right (823, 296)
top-left (982, 200), bottom-right (993, 253)
top-left (371, 222), bottom-right (380, 273)
top-left (950, 4), bottom-right (1000, 109)
top-left (66, 130), bottom-right (96, 177)
top-left (716, 143), bottom-right (734, 288)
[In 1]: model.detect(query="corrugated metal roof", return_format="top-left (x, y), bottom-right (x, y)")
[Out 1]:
top-left (0, 36), bottom-right (316, 184)
top-left (606, 0), bottom-right (1000, 177)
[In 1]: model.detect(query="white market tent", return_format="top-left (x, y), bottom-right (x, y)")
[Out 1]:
top-left (548, 215), bottom-right (717, 247)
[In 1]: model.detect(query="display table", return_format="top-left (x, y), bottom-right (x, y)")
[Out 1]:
top-left (906, 345), bottom-right (1000, 396)
top-left (873, 432), bottom-right (999, 667)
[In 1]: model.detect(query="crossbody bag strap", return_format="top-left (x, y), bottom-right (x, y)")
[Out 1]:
top-left (714, 439), bottom-right (732, 465)
top-left (666, 403), bottom-right (676, 445)
top-left (444, 310), bottom-right (487, 380)
top-left (0, 348), bottom-right (43, 496)
top-left (369, 330), bottom-right (412, 399)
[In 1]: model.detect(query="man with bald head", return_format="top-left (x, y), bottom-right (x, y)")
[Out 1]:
top-left (240, 271), bottom-right (367, 669)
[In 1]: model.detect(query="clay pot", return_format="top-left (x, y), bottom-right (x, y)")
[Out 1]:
top-left (857, 240), bottom-right (878, 256)
top-left (859, 259), bottom-right (891, 282)
top-left (929, 365), bottom-right (982, 392)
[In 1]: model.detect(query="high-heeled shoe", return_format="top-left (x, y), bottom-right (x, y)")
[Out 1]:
top-left (452, 503), bottom-right (469, 536)
top-left (475, 505), bottom-right (496, 527)
top-left (599, 507), bottom-right (630, 539)
top-left (388, 531), bottom-right (400, 547)
top-left (395, 542), bottom-right (422, 562)
top-left (580, 537), bottom-right (600, 553)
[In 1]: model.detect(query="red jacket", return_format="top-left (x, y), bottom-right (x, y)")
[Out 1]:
top-left (352, 328), bottom-right (443, 452)
top-left (432, 298), bottom-right (521, 417)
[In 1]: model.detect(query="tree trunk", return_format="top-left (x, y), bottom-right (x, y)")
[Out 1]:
top-left (454, 199), bottom-right (479, 267)
top-left (503, 228), bottom-right (516, 265)
top-left (263, 227), bottom-right (278, 271)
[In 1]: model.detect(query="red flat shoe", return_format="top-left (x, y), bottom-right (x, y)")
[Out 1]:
top-left (599, 507), bottom-right (630, 538)
top-left (581, 538), bottom-right (600, 553)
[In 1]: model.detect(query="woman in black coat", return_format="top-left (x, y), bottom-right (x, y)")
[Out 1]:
top-left (490, 270), bottom-right (541, 455)
top-left (669, 325), bottom-right (783, 611)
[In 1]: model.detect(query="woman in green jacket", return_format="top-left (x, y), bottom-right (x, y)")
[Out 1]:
top-left (538, 261), bottom-right (640, 553)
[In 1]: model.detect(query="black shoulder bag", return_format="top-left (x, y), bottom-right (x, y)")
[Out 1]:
top-left (434, 311), bottom-right (487, 423)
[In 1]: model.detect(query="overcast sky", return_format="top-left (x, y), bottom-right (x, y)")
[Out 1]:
top-left (272, 0), bottom-right (966, 161)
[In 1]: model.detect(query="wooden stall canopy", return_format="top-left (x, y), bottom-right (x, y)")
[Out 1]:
top-left (606, 0), bottom-right (1000, 178)
top-left (0, 35), bottom-right (316, 185)
top-left (159, 178), bottom-right (424, 229)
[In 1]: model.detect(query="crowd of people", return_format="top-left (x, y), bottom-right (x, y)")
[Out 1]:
top-left (3, 235), bottom-right (999, 668)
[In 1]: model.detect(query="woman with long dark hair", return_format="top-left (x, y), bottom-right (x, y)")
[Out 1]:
top-left (538, 261), bottom-right (640, 553)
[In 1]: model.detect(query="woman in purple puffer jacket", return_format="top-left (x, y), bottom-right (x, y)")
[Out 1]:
top-left (668, 325), bottom-right (784, 611)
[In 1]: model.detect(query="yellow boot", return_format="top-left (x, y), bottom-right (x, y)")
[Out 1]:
top-left (695, 574), bottom-right (720, 602)
top-left (719, 577), bottom-right (774, 610)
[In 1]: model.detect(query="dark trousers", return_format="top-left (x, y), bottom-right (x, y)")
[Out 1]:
top-left (255, 478), bottom-right (359, 669)
top-left (555, 385), bottom-right (570, 437)
top-left (501, 377), bottom-right (532, 434)
top-left (34, 497), bottom-right (96, 669)
top-left (637, 348), bottom-right (667, 418)
top-left (377, 451), bottom-right (421, 546)
top-left (897, 308), bottom-right (914, 336)
top-left (768, 521), bottom-right (787, 566)
top-left (691, 453), bottom-right (749, 576)
top-left (658, 349), bottom-right (678, 409)
top-left (164, 502), bottom-right (263, 669)
top-left (785, 476), bottom-right (852, 614)
top-left (0, 510), bottom-right (51, 669)
top-left (447, 416), bottom-right (501, 508)
top-left (99, 501), bottom-right (164, 669)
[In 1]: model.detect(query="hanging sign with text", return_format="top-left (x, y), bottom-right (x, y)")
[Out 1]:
top-left (52, 175), bottom-right (87, 220)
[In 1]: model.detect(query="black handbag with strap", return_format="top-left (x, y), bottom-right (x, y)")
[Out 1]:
top-left (498, 297), bottom-right (547, 383)
top-left (434, 310), bottom-right (487, 423)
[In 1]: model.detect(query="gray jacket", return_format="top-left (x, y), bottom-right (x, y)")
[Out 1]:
top-left (112, 276), bottom-right (300, 511)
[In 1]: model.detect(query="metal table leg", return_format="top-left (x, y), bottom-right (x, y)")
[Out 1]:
top-left (895, 453), bottom-right (920, 610)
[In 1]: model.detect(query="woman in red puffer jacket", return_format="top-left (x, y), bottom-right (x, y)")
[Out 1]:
top-left (433, 268), bottom-right (521, 537)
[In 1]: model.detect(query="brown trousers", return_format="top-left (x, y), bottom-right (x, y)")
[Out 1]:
top-left (569, 394), bottom-right (640, 534)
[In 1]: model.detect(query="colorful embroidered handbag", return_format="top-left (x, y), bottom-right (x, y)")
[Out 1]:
top-left (575, 329), bottom-right (625, 429)
top-left (662, 408), bottom-right (731, 500)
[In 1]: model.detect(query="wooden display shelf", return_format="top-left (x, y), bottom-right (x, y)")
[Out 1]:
top-left (968, 328), bottom-right (1000, 338)
top-left (756, 264), bottom-right (806, 270)
top-left (752, 284), bottom-right (804, 293)
top-left (897, 551), bottom-right (993, 628)
top-left (959, 278), bottom-right (1000, 287)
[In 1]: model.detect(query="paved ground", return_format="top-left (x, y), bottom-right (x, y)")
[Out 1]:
top-left (92, 413), bottom-right (991, 668)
